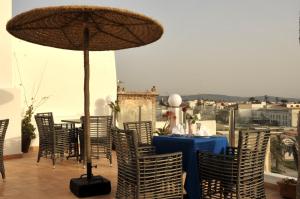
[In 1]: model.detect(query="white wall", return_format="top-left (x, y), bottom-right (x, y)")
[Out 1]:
top-left (0, 1), bottom-right (22, 156)
top-left (12, 40), bottom-right (117, 146)
top-left (0, 88), bottom-right (21, 155)
top-left (0, 0), bottom-right (12, 87)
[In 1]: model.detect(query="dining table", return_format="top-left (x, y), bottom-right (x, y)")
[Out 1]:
top-left (152, 135), bottom-right (228, 199)
top-left (61, 119), bottom-right (83, 162)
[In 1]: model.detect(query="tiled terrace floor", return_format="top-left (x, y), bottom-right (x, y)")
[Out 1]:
top-left (0, 151), bottom-right (281, 199)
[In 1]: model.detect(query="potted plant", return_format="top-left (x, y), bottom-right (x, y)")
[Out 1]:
top-left (21, 105), bottom-right (36, 153)
top-left (108, 100), bottom-right (120, 127)
top-left (109, 100), bottom-right (120, 150)
top-left (277, 178), bottom-right (297, 199)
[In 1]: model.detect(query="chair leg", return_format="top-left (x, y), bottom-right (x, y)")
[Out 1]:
top-left (37, 149), bottom-right (42, 163)
top-left (0, 164), bottom-right (5, 181)
top-left (52, 154), bottom-right (56, 169)
top-left (1, 170), bottom-right (5, 181)
top-left (109, 152), bottom-right (112, 166)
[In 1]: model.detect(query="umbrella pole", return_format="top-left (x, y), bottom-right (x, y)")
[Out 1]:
top-left (69, 24), bottom-right (111, 199)
top-left (83, 27), bottom-right (92, 180)
top-left (229, 108), bottom-right (235, 147)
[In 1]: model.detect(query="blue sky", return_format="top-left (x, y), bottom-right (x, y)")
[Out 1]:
top-left (13, 0), bottom-right (300, 98)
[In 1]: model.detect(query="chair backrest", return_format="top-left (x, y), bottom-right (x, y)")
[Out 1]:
top-left (123, 121), bottom-right (153, 145)
top-left (237, 130), bottom-right (270, 182)
top-left (35, 112), bottom-right (54, 120)
top-left (35, 113), bottom-right (55, 150)
top-left (112, 128), bottom-right (138, 181)
top-left (81, 116), bottom-right (112, 138)
top-left (81, 116), bottom-right (113, 158)
top-left (0, 119), bottom-right (9, 153)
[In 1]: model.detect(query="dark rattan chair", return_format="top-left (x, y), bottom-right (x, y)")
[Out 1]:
top-left (198, 130), bottom-right (270, 199)
top-left (112, 128), bottom-right (183, 199)
top-left (35, 113), bottom-right (68, 168)
top-left (65, 124), bottom-right (80, 161)
top-left (0, 119), bottom-right (9, 181)
top-left (81, 116), bottom-right (113, 165)
top-left (292, 141), bottom-right (298, 170)
top-left (123, 121), bottom-right (153, 145)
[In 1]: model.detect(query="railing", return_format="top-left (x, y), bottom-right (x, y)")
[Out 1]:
top-left (156, 103), bottom-right (298, 179)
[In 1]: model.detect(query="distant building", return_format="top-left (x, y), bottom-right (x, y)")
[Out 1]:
top-left (188, 100), bottom-right (198, 109)
top-left (252, 106), bottom-right (291, 127)
top-left (286, 104), bottom-right (300, 127)
top-left (237, 102), bottom-right (298, 127)
top-left (118, 87), bottom-right (158, 130)
top-left (265, 107), bottom-right (291, 126)
top-left (238, 104), bottom-right (252, 123)
top-left (215, 102), bottom-right (226, 110)
top-left (287, 104), bottom-right (300, 109)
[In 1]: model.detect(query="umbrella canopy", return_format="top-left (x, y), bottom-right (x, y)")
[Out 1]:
top-left (6, 5), bottom-right (163, 181)
top-left (6, 5), bottom-right (163, 51)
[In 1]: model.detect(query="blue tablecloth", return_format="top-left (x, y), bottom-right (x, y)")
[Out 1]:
top-left (153, 135), bottom-right (228, 199)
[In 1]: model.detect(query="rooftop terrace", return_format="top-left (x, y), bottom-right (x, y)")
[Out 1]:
top-left (1, 150), bottom-right (281, 199)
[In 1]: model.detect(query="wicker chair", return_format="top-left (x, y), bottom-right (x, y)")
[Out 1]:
top-left (112, 128), bottom-right (183, 199)
top-left (65, 124), bottom-right (80, 161)
top-left (198, 130), bottom-right (270, 199)
top-left (123, 121), bottom-right (153, 145)
top-left (81, 116), bottom-right (113, 165)
top-left (0, 119), bottom-right (9, 180)
top-left (293, 141), bottom-right (298, 170)
top-left (35, 113), bottom-right (68, 167)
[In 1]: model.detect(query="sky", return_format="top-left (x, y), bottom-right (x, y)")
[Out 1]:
top-left (13, 0), bottom-right (300, 98)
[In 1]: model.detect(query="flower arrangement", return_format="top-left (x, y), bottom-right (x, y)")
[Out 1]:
top-left (182, 103), bottom-right (199, 124)
top-left (155, 111), bottom-right (176, 135)
top-left (182, 103), bottom-right (199, 134)
top-left (185, 113), bottom-right (199, 124)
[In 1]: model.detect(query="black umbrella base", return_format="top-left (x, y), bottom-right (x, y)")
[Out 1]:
top-left (70, 175), bottom-right (111, 197)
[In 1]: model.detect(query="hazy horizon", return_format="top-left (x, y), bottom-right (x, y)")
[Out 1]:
top-left (13, 0), bottom-right (300, 98)
top-left (159, 93), bottom-right (300, 100)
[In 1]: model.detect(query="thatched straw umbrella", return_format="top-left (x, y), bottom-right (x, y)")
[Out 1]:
top-left (7, 5), bottom-right (163, 196)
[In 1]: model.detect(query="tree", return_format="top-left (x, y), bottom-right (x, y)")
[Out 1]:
top-left (281, 99), bottom-right (288, 105)
top-left (216, 109), bottom-right (229, 124)
top-left (248, 97), bottom-right (256, 102)
top-left (264, 95), bottom-right (269, 103)
top-left (270, 135), bottom-right (284, 173)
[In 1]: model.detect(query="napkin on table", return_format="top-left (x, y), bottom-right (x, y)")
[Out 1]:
top-left (172, 124), bottom-right (185, 135)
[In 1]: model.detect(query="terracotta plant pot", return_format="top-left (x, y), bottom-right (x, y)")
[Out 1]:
top-left (277, 181), bottom-right (296, 199)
